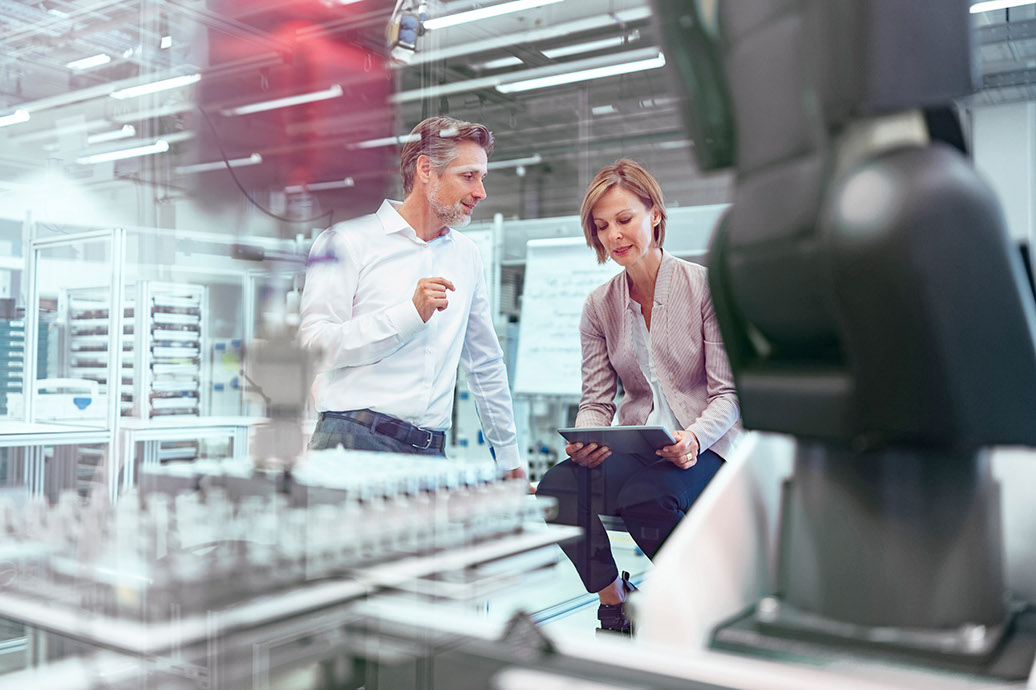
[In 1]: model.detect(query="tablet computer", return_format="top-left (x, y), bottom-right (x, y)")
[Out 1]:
top-left (557, 426), bottom-right (676, 457)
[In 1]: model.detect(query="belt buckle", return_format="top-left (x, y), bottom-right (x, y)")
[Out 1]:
top-left (413, 429), bottom-right (433, 450)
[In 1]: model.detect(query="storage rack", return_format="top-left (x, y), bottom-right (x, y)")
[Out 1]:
top-left (63, 282), bottom-right (208, 491)
top-left (133, 282), bottom-right (207, 421)
top-left (64, 288), bottom-right (133, 418)
top-left (0, 319), bottom-right (25, 417)
top-left (0, 318), bottom-right (51, 418)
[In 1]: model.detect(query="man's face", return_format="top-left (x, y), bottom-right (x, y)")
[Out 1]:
top-left (426, 140), bottom-right (488, 228)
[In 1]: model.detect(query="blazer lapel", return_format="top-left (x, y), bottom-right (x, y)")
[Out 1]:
top-left (652, 252), bottom-right (675, 363)
top-left (617, 270), bottom-right (635, 367)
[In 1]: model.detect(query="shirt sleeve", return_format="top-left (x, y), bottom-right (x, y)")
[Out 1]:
top-left (459, 255), bottom-right (522, 472)
top-left (575, 293), bottom-right (619, 427)
top-left (299, 228), bottom-right (426, 370)
top-left (685, 290), bottom-right (741, 452)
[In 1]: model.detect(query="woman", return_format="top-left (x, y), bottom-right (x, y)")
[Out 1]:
top-left (537, 159), bottom-right (741, 634)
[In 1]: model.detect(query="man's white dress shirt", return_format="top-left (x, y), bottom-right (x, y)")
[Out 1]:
top-left (299, 200), bottom-right (520, 470)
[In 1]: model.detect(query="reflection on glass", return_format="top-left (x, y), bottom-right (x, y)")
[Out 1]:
top-left (32, 236), bottom-right (115, 430)
top-left (0, 219), bottom-right (26, 423)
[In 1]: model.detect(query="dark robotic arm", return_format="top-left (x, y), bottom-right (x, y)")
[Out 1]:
top-left (653, 0), bottom-right (1036, 679)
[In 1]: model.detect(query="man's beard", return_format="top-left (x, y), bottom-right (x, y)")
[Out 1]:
top-left (428, 180), bottom-right (472, 228)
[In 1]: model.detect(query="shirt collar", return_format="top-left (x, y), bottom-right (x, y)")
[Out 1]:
top-left (377, 199), bottom-right (454, 243)
top-left (625, 250), bottom-right (671, 308)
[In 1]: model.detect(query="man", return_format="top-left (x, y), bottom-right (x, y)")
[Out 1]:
top-left (299, 115), bottom-right (525, 478)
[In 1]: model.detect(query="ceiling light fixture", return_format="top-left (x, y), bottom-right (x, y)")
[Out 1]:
top-left (478, 55), bottom-right (523, 71)
top-left (403, 6), bottom-right (651, 68)
top-left (393, 47), bottom-right (662, 104)
top-left (160, 36), bottom-right (172, 49)
top-left (476, 33), bottom-right (641, 71)
top-left (424, 0), bottom-right (564, 30)
top-left (487, 154), bottom-right (542, 170)
top-left (0, 110), bottom-right (30, 128)
top-left (76, 139), bottom-right (169, 165)
top-left (351, 133), bottom-right (421, 149)
top-left (113, 102), bottom-right (194, 124)
top-left (110, 74), bottom-right (201, 100)
top-left (545, 32), bottom-right (640, 59)
top-left (223, 84), bottom-right (343, 116)
top-left (66, 54), bottom-right (112, 71)
top-left (9, 118), bottom-right (113, 143)
top-left (496, 52), bottom-right (666, 93)
top-left (86, 125), bottom-right (136, 145)
top-left (970, 0), bottom-right (1036, 11)
top-left (175, 153), bottom-right (262, 175)
top-left (285, 177), bottom-right (355, 193)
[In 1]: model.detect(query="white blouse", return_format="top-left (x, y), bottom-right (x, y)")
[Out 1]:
top-left (629, 299), bottom-right (682, 434)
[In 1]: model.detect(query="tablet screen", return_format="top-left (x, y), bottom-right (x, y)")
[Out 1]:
top-left (557, 425), bottom-right (676, 457)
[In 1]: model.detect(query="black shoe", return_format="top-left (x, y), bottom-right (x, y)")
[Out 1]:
top-left (597, 571), bottom-right (638, 636)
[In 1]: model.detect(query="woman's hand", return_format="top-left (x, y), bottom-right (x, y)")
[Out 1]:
top-left (566, 442), bottom-right (611, 468)
top-left (656, 430), bottom-right (700, 469)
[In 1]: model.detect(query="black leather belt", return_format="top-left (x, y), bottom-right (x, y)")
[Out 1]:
top-left (323, 409), bottom-right (446, 451)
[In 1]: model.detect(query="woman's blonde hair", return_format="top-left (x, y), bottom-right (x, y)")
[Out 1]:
top-left (580, 159), bottom-right (667, 264)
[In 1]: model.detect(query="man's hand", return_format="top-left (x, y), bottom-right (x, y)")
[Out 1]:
top-left (503, 466), bottom-right (536, 493)
top-left (565, 441), bottom-right (611, 468)
top-left (656, 430), bottom-right (700, 469)
top-left (412, 277), bottom-right (455, 322)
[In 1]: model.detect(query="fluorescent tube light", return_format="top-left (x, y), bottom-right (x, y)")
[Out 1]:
top-left (175, 153), bottom-right (262, 175)
top-left (352, 133), bottom-right (421, 149)
top-left (592, 104), bottom-right (617, 116)
top-left (476, 33), bottom-right (641, 71)
top-left (66, 53), bottom-right (112, 71)
top-left (113, 101), bottom-right (194, 123)
top-left (496, 52), bottom-right (666, 93)
top-left (639, 96), bottom-right (678, 109)
top-left (76, 139), bottom-right (169, 165)
top-left (285, 177), bottom-right (355, 193)
top-left (0, 110), bottom-right (30, 128)
top-left (223, 84), bottom-right (343, 116)
top-left (487, 154), bottom-right (542, 170)
top-left (424, 0), bottom-right (564, 30)
top-left (160, 35), bottom-right (172, 49)
top-left (110, 74), bottom-right (201, 99)
top-left (86, 125), bottom-right (136, 145)
top-left (545, 33), bottom-right (639, 59)
top-left (970, 0), bottom-right (1036, 11)
top-left (479, 56), bottom-right (523, 70)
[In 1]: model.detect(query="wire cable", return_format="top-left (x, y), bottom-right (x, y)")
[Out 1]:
top-left (196, 106), bottom-right (335, 227)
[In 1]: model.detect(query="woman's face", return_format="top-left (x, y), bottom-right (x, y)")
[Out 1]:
top-left (591, 185), bottom-right (660, 269)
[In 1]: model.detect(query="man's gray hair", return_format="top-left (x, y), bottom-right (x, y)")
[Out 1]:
top-left (400, 116), bottom-right (494, 197)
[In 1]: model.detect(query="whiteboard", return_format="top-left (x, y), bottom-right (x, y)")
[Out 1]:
top-left (513, 237), bottom-right (622, 396)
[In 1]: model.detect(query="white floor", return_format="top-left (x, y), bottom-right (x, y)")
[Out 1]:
top-left (484, 530), bottom-right (651, 641)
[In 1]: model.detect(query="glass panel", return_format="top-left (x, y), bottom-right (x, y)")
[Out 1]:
top-left (0, 219), bottom-right (26, 424)
top-left (32, 235), bottom-right (115, 430)
top-left (123, 228), bottom-right (302, 422)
